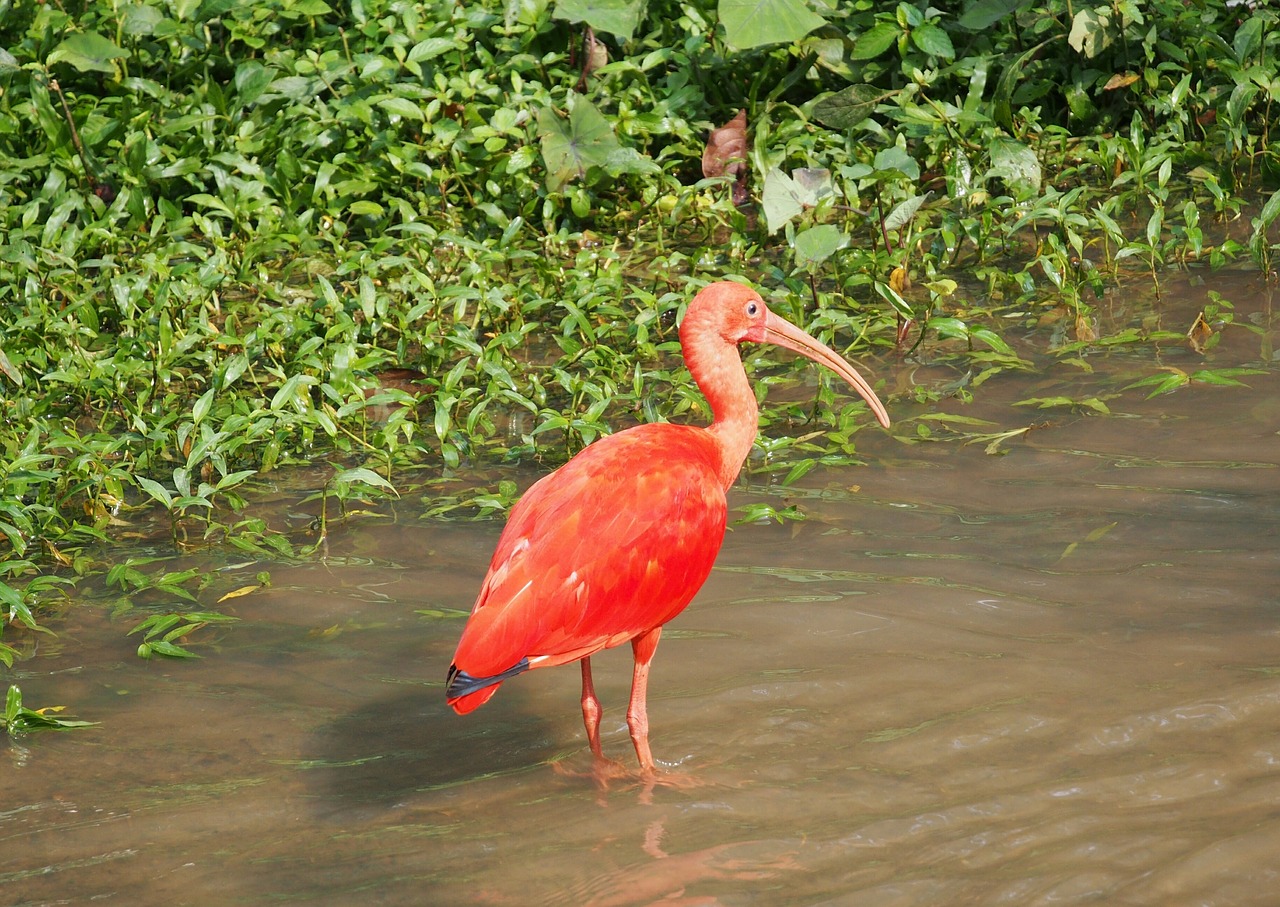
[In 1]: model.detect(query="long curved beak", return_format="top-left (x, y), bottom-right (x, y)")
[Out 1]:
top-left (764, 311), bottom-right (891, 428)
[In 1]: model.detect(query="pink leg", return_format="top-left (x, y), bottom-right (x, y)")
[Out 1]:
top-left (627, 627), bottom-right (663, 775)
top-left (580, 657), bottom-right (606, 760)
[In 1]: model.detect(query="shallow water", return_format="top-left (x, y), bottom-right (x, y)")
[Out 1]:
top-left (5, 273), bottom-right (1279, 906)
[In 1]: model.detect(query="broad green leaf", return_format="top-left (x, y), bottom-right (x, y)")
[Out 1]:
top-left (761, 168), bottom-right (805, 233)
top-left (873, 146), bottom-right (920, 181)
top-left (0, 48), bottom-right (18, 73)
top-left (378, 97), bottom-right (424, 120)
top-left (884, 194), bottom-right (926, 232)
top-left (120, 3), bottom-right (164, 35)
top-left (1068, 7), bottom-right (1111, 58)
top-left (987, 137), bottom-right (1041, 193)
top-left (850, 22), bottom-right (900, 60)
top-left (334, 467), bottom-right (397, 493)
top-left (911, 24), bottom-right (954, 59)
top-left (192, 388), bottom-right (215, 425)
top-left (792, 225), bottom-right (848, 269)
top-left (812, 84), bottom-right (895, 130)
top-left (408, 37), bottom-right (456, 61)
top-left (136, 476), bottom-right (174, 510)
top-left (47, 33), bottom-right (128, 74)
top-left (537, 95), bottom-right (622, 191)
top-left (1257, 188), bottom-right (1280, 228)
top-left (234, 61), bottom-right (275, 106)
top-left (553, 0), bottom-right (645, 41)
top-left (958, 0), bottom-right (1029, 30)
top-left (1233, 14), bottom-right (1264, 63)
top-left (719, 0), bottom-right (826, 50)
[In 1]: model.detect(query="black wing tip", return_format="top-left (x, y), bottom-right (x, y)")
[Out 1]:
top-left (445, 659), bottom-right (532, 701)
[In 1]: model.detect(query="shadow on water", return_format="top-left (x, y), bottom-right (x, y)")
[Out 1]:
top-left (4, 272), bottom-right (1279, 905)
top-left (304, 687), bottom-right (564, 816)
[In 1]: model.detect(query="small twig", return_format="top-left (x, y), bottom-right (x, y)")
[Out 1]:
top-left (49, 78), bottom-right (114, 201)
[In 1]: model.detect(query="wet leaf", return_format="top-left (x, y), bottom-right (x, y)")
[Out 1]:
top-left (1187, 311), bottom-right (1213, 353)
top-left (4, 685), bottom-right (97, 736)
top-left (217, 585), bottom-right (261, 603)
top-left (1074, 313), bottom-right (1098, 342)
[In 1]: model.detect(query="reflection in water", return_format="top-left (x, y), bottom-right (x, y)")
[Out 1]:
top-left (3, 273), bottom-right (1278, 905)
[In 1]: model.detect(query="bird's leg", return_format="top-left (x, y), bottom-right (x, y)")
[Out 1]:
top-left (579, 657), bottom-right (607, 760)
top-left (627, 626), bottom-right (662, 776)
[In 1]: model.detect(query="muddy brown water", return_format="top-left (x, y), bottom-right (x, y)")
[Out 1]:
top-left (5, 273), bottom-right (1278, 906)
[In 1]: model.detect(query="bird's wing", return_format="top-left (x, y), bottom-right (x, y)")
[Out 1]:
top-left (450, 424), bottom-right (728, 679)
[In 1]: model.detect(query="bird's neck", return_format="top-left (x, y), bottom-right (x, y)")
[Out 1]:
top-left (686, 336), bottom-right (759, 490)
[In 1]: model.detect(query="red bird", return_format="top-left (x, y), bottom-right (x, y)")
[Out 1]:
top-left (446, 281), bottom-right (890, 775)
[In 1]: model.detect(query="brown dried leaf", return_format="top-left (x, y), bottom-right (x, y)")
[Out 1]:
top-left (1104, 72), bottom-right (1140, 90)
top-left (1074, 313), bottom-right (1098, 342)
top-left (888, 265), bottom-right (911, 295)
top-left (702, 109), bottom-right (748, 179)
top-left (1187, 311), bottom-right (1213, 353)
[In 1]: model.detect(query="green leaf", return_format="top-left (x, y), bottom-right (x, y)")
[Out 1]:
top-left (120, 4), bottom-right (165, 36)
top-left (408, 37), bottom-right (456, 62)
top-left (1257, 188), bottom-right (1280, 229)
top-left (136, 476), bottom-right (175, 510)
top-left (762, 168), bottom-right (805, 233)
top-left (884, 194), bottom-right (926, 232)
top-left (233, 61), bottom-right (275, 107)
top-left (537, 96), bottom-right (622, 191)
top-left (719, 0), bottom-right (827, 50)
top-left (553, 0), bottom-right (646, 41)
top-left (992, 38), bottom-right (1058, 130)
top-left (792, 225), bottom-right (848, 269)
top-left (873, 146), bottom-right (920, 181)
top-left (333, 467), bottom-right (398, 493)
top-left (958, 0), bottom-right (1029, 30)
top-left (812, 84), bottom-right (896, 130)
top-left (377, 97), bottom-right (424, 120)
top-left (911, 24), bottom-right (954, 59)
top-left (850, 22), bottom-right (900, 60)
top-left (47, 33), bottom-right (128, 74)
top-left (987, 137), bottom-right (1041, 193)
top-left (1068, 7), bottom-right (1111, 58)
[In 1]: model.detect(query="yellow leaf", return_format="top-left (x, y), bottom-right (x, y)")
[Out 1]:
top-left (217, 585), bottom-right (261, 603)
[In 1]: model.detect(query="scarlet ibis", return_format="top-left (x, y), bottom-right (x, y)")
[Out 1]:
top-left (446, 281), bottom-right (890, 775)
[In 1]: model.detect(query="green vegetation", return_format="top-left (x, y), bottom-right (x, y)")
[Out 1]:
top-left (1, 0), bottom-right (1278, 693)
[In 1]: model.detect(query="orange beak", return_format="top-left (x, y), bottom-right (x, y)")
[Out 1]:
top-left (763, 311), bottom-right (891, 429)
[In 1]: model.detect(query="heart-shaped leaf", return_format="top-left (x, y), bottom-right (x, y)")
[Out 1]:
top-left (47, 33), bottom-right (128, 74)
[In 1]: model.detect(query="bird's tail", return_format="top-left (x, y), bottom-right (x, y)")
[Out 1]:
top-left (445, 659), bottom-right (530, 714)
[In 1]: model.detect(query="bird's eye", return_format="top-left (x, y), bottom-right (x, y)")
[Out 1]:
top-left (746, 302), bottom-right (759, 316)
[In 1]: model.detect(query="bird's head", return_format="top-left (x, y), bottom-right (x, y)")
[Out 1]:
top-left (680, 281), bottom-right (891, 429)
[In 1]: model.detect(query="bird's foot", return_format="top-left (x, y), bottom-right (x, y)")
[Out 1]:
top-left (551, 753), bottom-right (710, 798)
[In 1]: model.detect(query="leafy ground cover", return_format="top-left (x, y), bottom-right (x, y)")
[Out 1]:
top-left (1, 0), bottom-right (1279, 699)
